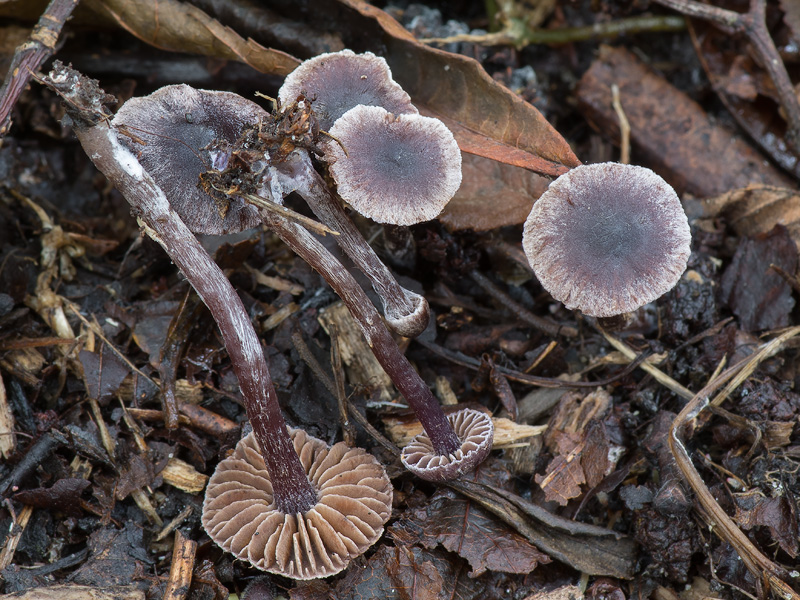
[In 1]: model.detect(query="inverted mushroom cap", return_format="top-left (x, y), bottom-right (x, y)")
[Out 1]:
top-left (278, 50), bottom-right (417, 131)
top-left (522, 163), bottom-right (691, 318)
top-left (327, 105), bottom-right (462, 226)
top-left (202, 429), bottom-right (392, 580)
top-left (401, 408), bottom-right (494, 482)
top-left (113, 84), bottom-right (267, 235)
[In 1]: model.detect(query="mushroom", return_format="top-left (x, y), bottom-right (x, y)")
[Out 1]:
top-left (401, 408), bottom-right (494, 482)
top-left (113, 84), bottom-right (263, 235)
top-left (326, 104), bottom-right (462, 226)
top-left (274, 50), bottom-right (432, 337)
top-left (41, 66), bottom-right (392, 579)
top-left (522, 163), bottom-right (691, 318)
top-left (278, 49), bottom-right (417, 131)
top-left (203, 428), bottom-right (392, 579)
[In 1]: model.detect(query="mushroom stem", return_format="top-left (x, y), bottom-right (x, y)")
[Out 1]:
top-left (258, 205), bottom-right (461, 456)
top-left (44, 67), bottom-right (318, 515)
top-left (280, 152), bottom-right (430, 338)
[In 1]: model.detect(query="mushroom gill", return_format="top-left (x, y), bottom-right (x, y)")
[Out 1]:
top-left (202, 429), bottom-right (392, 580)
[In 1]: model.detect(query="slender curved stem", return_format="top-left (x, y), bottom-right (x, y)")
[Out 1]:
top-left (42, 64), bottom-right (317, 515)
top-left (259, 205), bottom-right (461, 456)
top-left (279, 152), bottom-right (430, 338)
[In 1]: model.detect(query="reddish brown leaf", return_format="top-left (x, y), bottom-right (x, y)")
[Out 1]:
top-left (441, 154), bottom-right (549, 231)
top-left (334, 0), bottom-right (580, 177)
top-left (390, 488), bottom-right (550, 577)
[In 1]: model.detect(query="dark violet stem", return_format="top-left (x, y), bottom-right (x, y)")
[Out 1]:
top-left (44, 66), bottom-right (317, 515)
top-left (259, 207), bottom-right (461, 456)
top-left (282, 153), bottom-right (430, 338)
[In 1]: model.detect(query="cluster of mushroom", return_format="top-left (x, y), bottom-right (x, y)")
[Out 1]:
top-left (58, 44), bottom-right (692, 584)
top-left (104, 50), bottom-right (494, 579)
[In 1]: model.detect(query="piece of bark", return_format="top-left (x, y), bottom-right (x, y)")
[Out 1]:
top-left (576, 46), bottom-right (794, 197)
top-left (163, 530), bottom-right (197, 600)
top-left (0, 586), bottom-right (145, 600)
top-left (0, 374), bottom-right (15, 458)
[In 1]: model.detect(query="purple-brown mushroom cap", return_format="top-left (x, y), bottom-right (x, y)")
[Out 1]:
top-left (401, 408), bottom-right (494, 482)
top-left (522, 163), bottom-right (691, 318)
top-left (278, 50), bottom-right (417, 131)
top-left (202, 429), bottom-right (392, 580)
top-left (113, 84), bottom-right (266, 235)
top-left (327, 105), bottom-right (462, 226)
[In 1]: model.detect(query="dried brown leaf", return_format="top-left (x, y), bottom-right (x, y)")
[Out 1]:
top-left (536, 421), bottom-right (615, 505)
top-left (535, 448), bottom-right (586, 505)
top-left (85, 0), bottom-right (299, 76)
top-left (332, 0), bottom-right (579, 177)
top-left (702, 185), bottom-right (800, 246)
top-left (391, 488), bottom-right (550, 577)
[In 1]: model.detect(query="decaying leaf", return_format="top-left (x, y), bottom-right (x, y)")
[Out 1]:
top-left (689, 17), bottom-right (800, 179)
top-left (536, 421), bottom-right (615, 505)
top-left (719, 225), bottom-right (797, 332)
top-left (79, 344), bottom-right (130, 401)
top-left (336, 545), bottom-right (444, 600)
top-left (576, 46), bottom-right (793, 197)
top-left (13, 478), bottom-right (91, 517)
top-left (391, 487), bottom-right (550, 577)
top-left (734, 490), bottom-right (798, 557)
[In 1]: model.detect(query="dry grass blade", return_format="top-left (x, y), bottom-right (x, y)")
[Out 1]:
top-left (601, 330), bottom-right (693, 399)
top-left (669, 325), bottom-right (800, 600)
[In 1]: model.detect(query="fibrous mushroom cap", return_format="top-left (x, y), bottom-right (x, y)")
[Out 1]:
top-left (522, 163), bottom-right (691, 318)
top-left (327, 105), bottom-right (462, 226)
top-left (278, 49), bottom-right (417, 131)
top-left (113, 84), bottom-right (266, 235)
top-left (202, 429), bottom-right (392, 580)
top-left (401, 408), bottom-right (494, 482)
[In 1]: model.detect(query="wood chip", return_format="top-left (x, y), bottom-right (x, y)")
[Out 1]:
top-left (161, 457), bottom-right (209, 494)
top-left (318, 302), bottom-right (394, 403)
